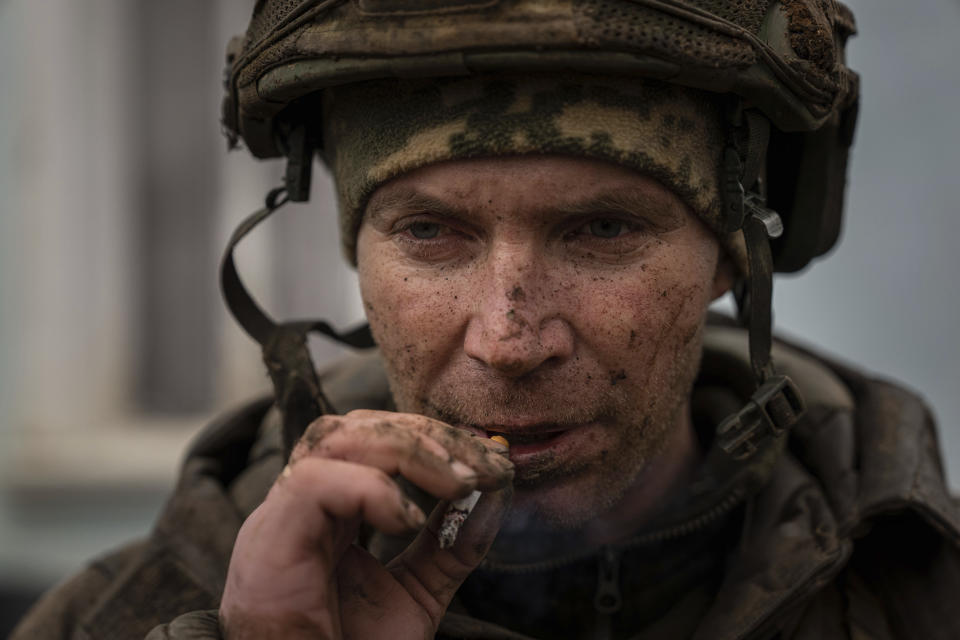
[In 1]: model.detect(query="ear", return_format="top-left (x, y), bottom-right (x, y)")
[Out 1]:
top-left (710, 251), bottom-right (737, 301)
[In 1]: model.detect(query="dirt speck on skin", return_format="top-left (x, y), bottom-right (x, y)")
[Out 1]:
top-left (344, 579), bottom-right (373, 605)
top-left (782, 0), bottom-right (835, 71)
top-left (609, 370), bottom-right (627, 386)
top-left (681, 323), bottom-right (699, 347)
top-left (299, 416), bottom-right (344, 453)
top-left (373, 420), bottom-right (393, 437)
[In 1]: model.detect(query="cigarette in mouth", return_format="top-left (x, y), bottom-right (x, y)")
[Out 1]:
top-left (438, 435), bottom-right (509, 549)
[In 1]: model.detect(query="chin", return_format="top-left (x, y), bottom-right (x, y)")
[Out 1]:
top-left (505, 471), bottom-right (624, 533)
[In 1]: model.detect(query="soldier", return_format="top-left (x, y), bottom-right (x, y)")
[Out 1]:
top-left (12, 1), bottom-right (960, 639)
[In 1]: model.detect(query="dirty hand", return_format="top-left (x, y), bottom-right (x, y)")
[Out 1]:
top-left (219, 409), bottom-right (514, 639)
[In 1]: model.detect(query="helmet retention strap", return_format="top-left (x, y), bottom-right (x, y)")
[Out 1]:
top-left (219, 186), bottom-right (374, 458)
top-left (715, 105), bottom-right (805, 461)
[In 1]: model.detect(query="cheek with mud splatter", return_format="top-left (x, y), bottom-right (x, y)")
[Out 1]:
top-left (358, 254), bottom-right (473, 413)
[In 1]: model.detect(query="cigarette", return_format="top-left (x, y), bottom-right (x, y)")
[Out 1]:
top-left (438, 435), bottom-right (509, 549)
top-left (438, 490), bottom-right (481, 549)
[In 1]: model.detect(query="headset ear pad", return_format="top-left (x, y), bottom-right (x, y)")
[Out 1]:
top-left (767, 98), bottom-right (859, 273)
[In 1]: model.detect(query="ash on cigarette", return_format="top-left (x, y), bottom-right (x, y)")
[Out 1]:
top-left (439, 508), bottom-right (471, 549)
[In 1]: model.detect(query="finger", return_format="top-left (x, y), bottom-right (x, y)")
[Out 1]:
top-left (293, 414), bottom-right (513, 496)
top-left (385, 485), bottom-right (514, 627)
top-left (307, 427), bottom-right (483, 499)
top-left (274, 458), bottom-right (427, 542)
top-left (222, 460), bottom-right (428, 640)
top-left (337, 545), bottom-right (434, 639)
top-left (336, 410), bottom-right (514, 481)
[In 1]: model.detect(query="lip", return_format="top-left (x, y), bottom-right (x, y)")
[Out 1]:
top-left (460, 422), bottom-right (591, 461)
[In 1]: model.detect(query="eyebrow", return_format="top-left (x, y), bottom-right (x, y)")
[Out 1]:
top-left (365, 185), bottom-right (686, 231)
top-left (554, 190), bottom-right (686, 231)
top-left (365, 187), bottom-right (465, 224)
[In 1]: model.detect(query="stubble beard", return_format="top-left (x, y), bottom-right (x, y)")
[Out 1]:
top-left (382, 331), bottom-right (704, 533)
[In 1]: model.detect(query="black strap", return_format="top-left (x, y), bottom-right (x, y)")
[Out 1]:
top-left (220, 187), bottom-right (289, 344)
top-left (742, 214), bottom-right (775, 383)
top-left (719, 210), bottom-right (804, 461)
top-left (717, 106), bottom-right (806, 459)
top-left (722, 105), bottom-right (778, 384)
top-left (220, 186), bottom-right (376, 350)
top-left (219, 187), bottom-right (375, 456)
top-left (741, 111), bottom-right (770, 195)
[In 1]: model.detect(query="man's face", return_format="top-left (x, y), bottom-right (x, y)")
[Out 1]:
top-left (356, 155), bottom-right (729, 531)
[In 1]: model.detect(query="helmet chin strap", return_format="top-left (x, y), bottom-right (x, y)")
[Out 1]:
top-left (220, 185), bottom-right (374, 459)
top-left (714, 106), bottom-right (805, 461)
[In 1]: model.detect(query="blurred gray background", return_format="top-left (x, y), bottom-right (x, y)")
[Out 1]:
top-left (0, 0), bottom-right (958, 633)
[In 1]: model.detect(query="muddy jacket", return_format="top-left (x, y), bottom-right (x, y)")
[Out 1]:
top-left (12, 325), bottom-right (960, 639)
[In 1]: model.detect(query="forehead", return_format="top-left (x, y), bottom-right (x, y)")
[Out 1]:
top-left (364, 155), bottom-right (691, 225)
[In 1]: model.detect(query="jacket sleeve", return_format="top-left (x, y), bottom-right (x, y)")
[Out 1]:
top-left (145, 611), bottom-right (223, 639)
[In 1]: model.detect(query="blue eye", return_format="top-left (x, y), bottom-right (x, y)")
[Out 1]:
top-left (589, 219), bottom-right (624, 238)
top-left (409, 222), bottom-right (441, 239)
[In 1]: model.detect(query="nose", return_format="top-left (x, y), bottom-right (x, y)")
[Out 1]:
top-left (463, 247), bottom-right (574, 377)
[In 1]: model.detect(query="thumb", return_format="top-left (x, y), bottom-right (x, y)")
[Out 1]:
top-left (386, 485), bottom-right (513, 627)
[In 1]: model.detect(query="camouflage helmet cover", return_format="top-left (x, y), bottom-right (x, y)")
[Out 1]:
top-left (222, 0), bottom-right (859, 272)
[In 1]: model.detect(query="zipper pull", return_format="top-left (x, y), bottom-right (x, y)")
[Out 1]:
top-left (593, 545), bottom-right (622, 640)
top-left (594, 545), bottom-right (623, 614)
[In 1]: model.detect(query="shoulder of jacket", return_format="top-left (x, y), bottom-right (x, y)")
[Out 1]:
top-left (704, 322), bottom-right (960, 542)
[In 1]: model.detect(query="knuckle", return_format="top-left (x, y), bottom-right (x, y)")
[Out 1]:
top-left (407, 434), bottom-right (453, 469)
top-left (300, 415), bottom-right (346, 447)
top-left (283, 455), bottom-right (323, 478)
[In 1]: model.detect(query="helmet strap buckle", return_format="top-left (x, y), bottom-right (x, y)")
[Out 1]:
top-left (716, 374), bottom-right (805, 460)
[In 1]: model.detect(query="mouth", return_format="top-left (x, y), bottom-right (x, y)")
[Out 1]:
top-left (449, 419), bottom-right (603, 483)
top-left (457, 423), bottom-right (579, 458)
top-left (485, 428), bottom-right (567, 447)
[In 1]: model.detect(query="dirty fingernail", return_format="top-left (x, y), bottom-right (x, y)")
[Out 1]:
top-left (450, 460), bottom-right (478, 482)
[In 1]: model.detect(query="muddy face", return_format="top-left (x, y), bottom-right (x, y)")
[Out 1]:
top-left (356, 155), bottom-right (730, 535)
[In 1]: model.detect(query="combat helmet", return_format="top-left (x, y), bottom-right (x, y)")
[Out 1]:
top-left (218, 0), bottom-right (859, 460)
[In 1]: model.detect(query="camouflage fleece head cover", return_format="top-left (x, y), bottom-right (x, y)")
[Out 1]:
top-left (322, 73), bottom-right (746, 270)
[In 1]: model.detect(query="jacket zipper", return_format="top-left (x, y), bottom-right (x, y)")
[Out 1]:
top-left (593, 545), bottom-right (623, 640)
